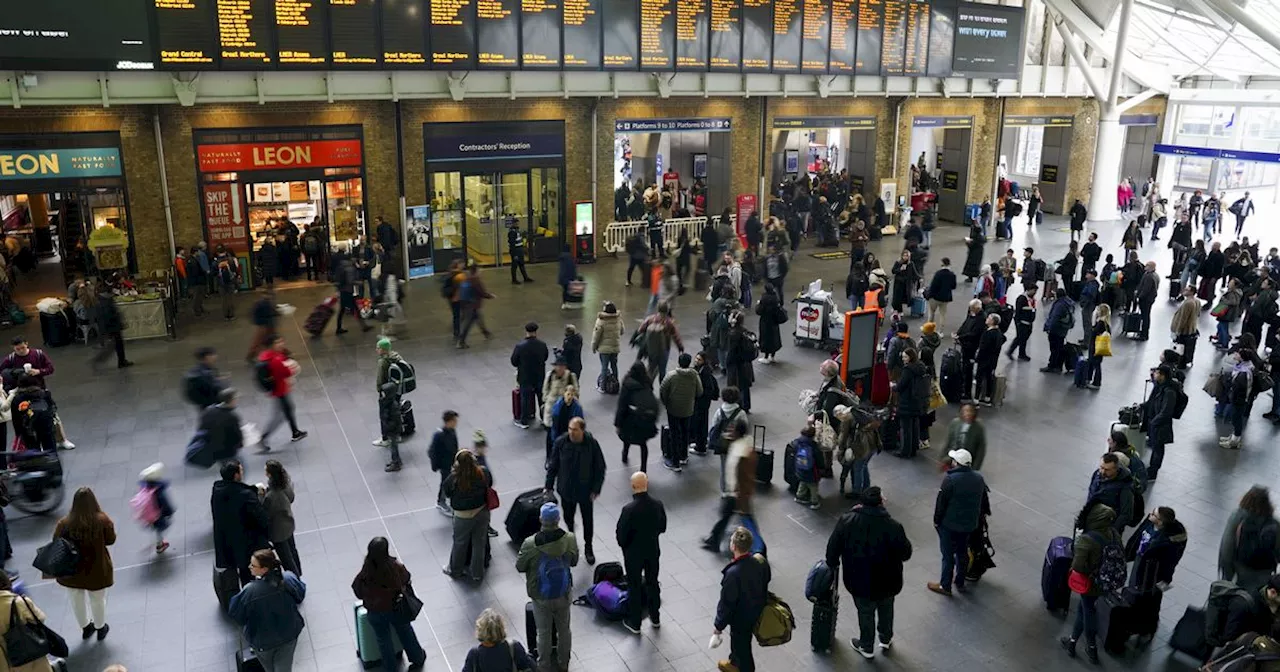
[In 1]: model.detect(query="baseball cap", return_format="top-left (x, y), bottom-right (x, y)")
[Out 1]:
top-left (948, 449), bottom-right (973, 467)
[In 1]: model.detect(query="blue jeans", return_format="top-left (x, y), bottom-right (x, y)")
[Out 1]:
top-left (598, 353), bottom-right (618, 387)
top-left (1217, 320), bottom-right (1231, 345)
top-left (840, 457), bottom-right (870, 492)
top-left (366, 609), bottom-right (426, 671)
top-left (937, 528), bottom-right (970, 591)
top-left (1071, 594), bottom-right (1099, 646)
top-left (980, 215), bottom-right (990, 237)
top-left (923, 230), bottom-right (933, 248)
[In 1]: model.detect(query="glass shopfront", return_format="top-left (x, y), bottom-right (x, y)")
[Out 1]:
top-left (424, 121), bottom-right (566, 271)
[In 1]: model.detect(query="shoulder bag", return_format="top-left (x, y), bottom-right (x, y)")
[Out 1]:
top-left (32, 537), bottom-right (79, 578)
top-left (4, 595), bottom-right (67, 666)
top-left (393, 582), bottom-right (424, 623)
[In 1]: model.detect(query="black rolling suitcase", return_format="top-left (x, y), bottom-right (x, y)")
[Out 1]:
top-left (526, 601), bottom-right (558, 660)
top-left (1169, 278), bottom-right (1183, 301)
top-left (505, 488), bottom-right (557, 543)
top-left (783, 442), bottom-right (798, 493)
top-left (1041, 536), bottom-right (1073, 612)
top-left (235, 647), bottom-right (266, 672)
top-left (400, 400), bottom-right (416, 436)
top-left (304, 296), bottom-right (337, 336)
top-left (39, 309), bottom-right (74, 348)
top-left (1127, 588), bottom-right (1163, 638)
top-left (660, 425), bottom-right (672, 462)
top-left (753, 425), bottom-right (773, 484)
top-left (810, 565), bottom-right (839, 653)
top-left (1123, 311), bottom-right (1143, 337)
top-left (1096, 592), bottom-right (1134, 654)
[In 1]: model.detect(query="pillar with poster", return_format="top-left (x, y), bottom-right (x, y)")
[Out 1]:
top-left (734, 194), bottom-right (756, 249)
top-left (841, 308), bottom-right (884, 404)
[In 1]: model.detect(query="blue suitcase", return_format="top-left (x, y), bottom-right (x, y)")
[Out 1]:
top-left (1073, 355), bottom-right (1090, 388)
top-left (1041, 536), bottom-right (1073, 612)
top-left (910, 295), bottom-right (926, 318)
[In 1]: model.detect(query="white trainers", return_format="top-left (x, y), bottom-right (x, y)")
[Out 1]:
top-left (57, 440), bottom-right (75, 450)
top-left (372, 439), bottom-right (391, 448)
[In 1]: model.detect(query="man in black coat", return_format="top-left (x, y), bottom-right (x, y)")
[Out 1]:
top-left (1080, 232), bottom-right (1103, 275)
top-left (1135, 261), bottom-right (1160, 341)
top-left (744, 211), bottom-right (763, 254)
top-left (701, 220), bottom-right (720, 274)
top-left (1069, 199), bottom-right (1088, 241)
top-left (507, 222), bottom-right (533, 284)
top-left (545, 417), bottom-right (607, 564)
top-left (1141, 365), bottom-right (1178, 481)
top-left (211, 458), bottom-right (271, 586)
top-left (199, 388), bottom-right (247, 461)
top-left (926, 258), bottom-right (957, 327)
top-left (713, 526), bottom-right (771, 672)
top-left (928, 449), bottom-right (990, 597)
top-left (616, 472), bottom-right (668, 634)
top-left (184, 346), bottom-right (225, 412)
top-left (954, 299), bottom-right (985, 402)
top-left (825, 486), bottom-right (912, 659)
top-left (511, 322), bottom-right (550, 428)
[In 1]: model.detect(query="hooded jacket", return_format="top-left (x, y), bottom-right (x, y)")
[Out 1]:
top-left (918, 331), bottom-right (943, 375)
top-left (1072, 505), bottom-right (1122, 596)
top-left (1085, 467), bottom-right (1134, 532)
top-left (825, 504), bottom-right (913, 601)
top-left (896, 359), bottom-right (929, 416)
top-left (592, 311), bottom-right (624, 355)
top-left (659, 366), bottom-right (703, 418)
top-left (257, 348), bottom-right (294, 398)
top-left (211, 478), bottom-right (271, 572)
top-left (1125, 517), bottom-right (1188, 592)
top-left (515, 527), bottom-right (580, 600)
top-left (229, 571), bottom-right (306, 651)
top-left (542, 369), bottom-right (579, 427)
top-left (199, 403), bottom-right (245, 463)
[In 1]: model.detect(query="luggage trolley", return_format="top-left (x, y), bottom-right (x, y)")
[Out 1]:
top-left (792, 279), bottom-right (845, 349)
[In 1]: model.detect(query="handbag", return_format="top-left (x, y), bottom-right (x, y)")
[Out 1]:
top-left (1210, 300), bottom-right (1229, 318)
top-left (4, 595), bottom-right (67, 665)
top-left (1203, 372), bottom-right (1224, 397)
top-left (485, 486), bottom-right (500, 511)
top-left (393, 582), bottom-right (424, 623)
top-left (32, 537), bottom-right (79, 578)
top-left (928, 378), bottom-right (946, 410)
top-left (1068, 569), bottom-right (1093, 595)
top-left (1094, 332), bottom-right (1113, 357)
top-left (813, 413), bottom-right (837, 450)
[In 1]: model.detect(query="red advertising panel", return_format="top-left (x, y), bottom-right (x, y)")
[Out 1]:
top-left (735, 193), bottom-right (756, 247)
top-left (203, 183), bottom-right (249, 253)
top-left (196, 139), bottom-right (364, 173)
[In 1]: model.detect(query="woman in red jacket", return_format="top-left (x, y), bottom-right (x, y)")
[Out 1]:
top-left (257, 335), bottom-right (307, 451)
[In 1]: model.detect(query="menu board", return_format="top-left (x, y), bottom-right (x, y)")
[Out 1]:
top-left (603, 0), bottom-right (639, 68)
top-left (801, 0), bottom-right (830, 73)
top-left (430, 0), bottom-right (477, 67)
top-left (216, 0), bottom-right (274, 65)
top-left (155, 0), bottom-right (218, 67)
top-left (828, 0), bottom-right (855, 72)
top-left (0, 0), bottom-right (155, 71)
top-left (382, 0), bottom-right (429, 65)
top-left (854, 0), bottom-right (881, 75)
top-left (275, 0), bottom-right (328, 66)
top-left (562, 0), bottom-right (601, 67)
top-left (676, 0), bottom-right (709, 70)
top-left (953, 1), bottom-right (1022, 78)
top-left (641, 0), bottom-right (676, 69)
top-left (926, 0), bottom-right (954, 76)
top-left (771, 0), bottom-right (800, 72)
top-left (330, 0), bottom-right (379, 66)
top-left (708, 0), bottom-right (741, 70)
top-left (741, 0), bottom-right (772, 71)
top-left (522, 0), bottom-right (562, 68)
top-left (477, 0), bottom-right (519, 67)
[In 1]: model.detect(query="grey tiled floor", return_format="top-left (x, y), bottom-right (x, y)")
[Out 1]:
top-left (10, 214), bottom-right (1271, 672)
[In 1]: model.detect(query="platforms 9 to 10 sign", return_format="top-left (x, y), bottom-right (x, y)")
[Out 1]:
top-left (139, 0), bottom-right (1015, 76)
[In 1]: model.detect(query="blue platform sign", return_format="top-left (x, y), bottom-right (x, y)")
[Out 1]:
top-left (1120, 114), bottom-right (1159, 126)
top-left (0, 147), bottom-right (121, 179)
top-left (615, 118), bottom-right (732, 133)
top-left (1155, 144), bottom-right (1280, 164)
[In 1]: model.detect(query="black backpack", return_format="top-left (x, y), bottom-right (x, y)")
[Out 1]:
top-left (254, 360), bottom-right (276, 392)
top-left (1237, 515), bottom-right (1280, 570)
top-left (709, 408), bottom-right (743, 455)
top-left (439, 272), bottom-right (456, 299)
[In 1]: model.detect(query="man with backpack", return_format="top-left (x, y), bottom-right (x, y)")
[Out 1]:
top-left (1141, 365), bottom-right (1179, 482)
top-left (213, 245), bottom-right (240, 321)
top-left (373, 338), bottom-right (413, 447)
top-left (825, 486), bottom-right (912, 659)
top-left (515, 501), bottom-right (578, 672)
top-left (256, 335), bottom-right (307, 452)
top-left (1231, 191), bottom-right (1256, 237)
top-left (545, 417), bottom-right (606, 565)
top-left (300, 224), bottom-right (324, 281)
top-left (711, 526), bottom-right (772, 672)
top-left (635, 303), bottom-right (685, 385)
top-left (928, 449), bottom-right (990, 597)
top-left (659, 353), bottom-right (702, 471)
top-left (1059, 504), bottom-right (1124, 664)
top-left (616, 472), bottom-right (668, 635)
top-left (184, 347), bottom-right (225, 414)
top-left (1040, 287), bottom-right (1076, 374)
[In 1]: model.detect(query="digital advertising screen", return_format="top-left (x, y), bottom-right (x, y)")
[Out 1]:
top-left (330, 0), bottom-right (380, 66)
top-left (154, 0), bottom-right (219, 68)
top-left (952, 1), bottom-right (1023, 78)
top-left (521, 0), bottom-right (563, 68)
top-left (603, 0), bottom-right (639, 68)
top-left (708, 0), bottom-right (741, 71)
top-left (477, 0), bottom-right (520, 67)
top-left (0, 0), bottom-right (155, 70)
top-left (382, 0), bottom-right (429, 65)
top-left (562, 0), bottom-right (602, 68)
top-left (676, 0), bottom-right (709, 70)
top-left (770, 0), bottom-right (801, 72)
top-left (801, 0), bottom-right (831, 73)
top-left (217, 0), bottom-right (274, 67)
top-left (275, 0), bottom-right (329, 66)
top-left (740, 0), bottom-right (772, 71)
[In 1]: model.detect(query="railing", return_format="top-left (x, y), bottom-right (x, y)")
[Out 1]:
top-left (601, 215), bottom-right (735, 255)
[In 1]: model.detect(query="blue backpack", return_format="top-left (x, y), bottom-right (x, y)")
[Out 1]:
top-left (459, 279), bottom-right (476, 303)
top-left (535, 551), bottom-right (573, 600)
top-left (794, 441), bottom-right (814, 476)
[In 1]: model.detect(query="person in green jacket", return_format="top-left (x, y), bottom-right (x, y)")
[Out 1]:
top-left (373, 338), bottom-right (407, 448)
top-left (1061, 504), bottom-right (1121, 664)
top-left (943, 404), bottom-right (987, 471)
top-left (516, 502), bottom-right (579, 672)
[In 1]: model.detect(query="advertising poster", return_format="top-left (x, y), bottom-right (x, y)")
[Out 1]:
top-left (735, 193), bottom-right (756, 247)
top-left (202, 183), bottom-right (249, 254)
top-left (405, 205), bottom-right (434, 279)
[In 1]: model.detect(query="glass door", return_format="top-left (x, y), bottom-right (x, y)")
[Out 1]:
top-left (497, 172), bottom-right (529, 266)
top-left (530, 168), bottom-right (563, 263)
top-left (462, 171), bottom-right (532, 267)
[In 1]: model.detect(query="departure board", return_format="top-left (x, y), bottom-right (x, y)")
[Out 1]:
top-left (880, 0), bottom-right (904, 74)
top-left (854, 0), bottom-right (881, 75)
top-left (430, 0), bottom-right (477, 68)
top-left (477, 0), bottom-right (519, 67)
top-left (330, 0), bottom-right (379, 66)
top-left (676, 0), bottom-right (708, 70)
top-left (155, 0), bottom-right (218, 67)
top-left (382, 0), bottom-right (428, 65)
top-left (217, 0), bottom-right (273, 65)
top-left (603, 0), bottom-right (638, 68)
top-left (741, 0), bottom-right (772, 71)
top-left (828, 0), bottom-right (855, 72)
top-left (522, 0), bottom-right (562, 68)
top-left (801, 0), bottom-right (830, 73)
top-left (640, 0), bottom-right (675, 69)
top-left (275, 0), bottom-right (328, 66)
top-left (708, 0), bottom-right (741, 70)
top-left (771, 0), bottom-right (800, 72)
top-left (562, 0), bottom-right (601, 68)
top-left (901, 0), bottom-right (929, 74)
top-left (926, 0), bottom-right (954, 76)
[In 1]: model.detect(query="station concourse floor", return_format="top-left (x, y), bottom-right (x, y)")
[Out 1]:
top-left (12, 214), bottom-right (1274, 672)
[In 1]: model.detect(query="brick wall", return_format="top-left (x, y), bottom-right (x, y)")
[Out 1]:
top-left (0, 106), bottom-right (167, 272)
top-left (1003, 97), bottom-right (1100, 214)
top-left (765, 97), bottom-right (896, 194)
top-left (892, 97), bottom-right (1002, 206)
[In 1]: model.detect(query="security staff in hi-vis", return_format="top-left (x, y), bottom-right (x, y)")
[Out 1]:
top-left (508, 218), bottom-right (533, 285)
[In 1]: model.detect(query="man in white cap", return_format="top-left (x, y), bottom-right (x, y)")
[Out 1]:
top-left (926, 448), bottom-right (990, 597)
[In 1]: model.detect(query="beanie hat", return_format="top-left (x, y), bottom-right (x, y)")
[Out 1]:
top-left (921, 322), bottom-right (937, 335)
top-left (540, 502), bottom-right (561, 524)
top-left (473, 429), bottom-right (487, 447)
top-left (376, 337), bottom-right (392, 350)
top-left (140, 462), bottom-right (164, 481)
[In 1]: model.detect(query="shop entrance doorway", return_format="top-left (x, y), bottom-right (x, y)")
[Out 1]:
top-left (439, 167), bottom-right (563, 269)
top-left (909, 117), bottom-right (974, 223)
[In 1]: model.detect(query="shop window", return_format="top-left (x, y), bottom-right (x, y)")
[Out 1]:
top-left (325, 177), bottom-right (364, 245)
top-left (1242, 107), bottom-right (1280, 141)
top-left (1014, 126), bottom-right (1044, 177)
top-left (1178, 106), bottom-right (1236, 138)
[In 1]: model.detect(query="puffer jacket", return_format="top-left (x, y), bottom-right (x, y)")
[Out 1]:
top-left (542, 370), bottom-right (579, 426)
top-left (592, 312), bottom-right (624, 355)
top-left (1072, 505), bottom-right (1121, 597)
top-left (659, 366), bottom-right (702, 418)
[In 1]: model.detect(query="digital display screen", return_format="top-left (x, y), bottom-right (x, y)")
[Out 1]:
top-left (953, 2), bottom-right (1023, 78)
top-left (217, 0), bottom-right (274, 66)
top-left (676, 0), bottom-right (709, 70)
top-left (828, 0), bottom-right (856, 72)
top-left (382, 0), bottom-right (429, 65)
top-left (563, 0), bottom-right (601, 67)
top-left (927, 0), bottom-right (955, 77)
top-left (330, 0), bottom-right (380, 66)
top-left (155, 0), bottom-right (219, 68)
top-left (522, 0), bottom-right (562, 68)
top-left (801, 0), bottom-right (830, 73)
top-left (741, 0), bottom-right (772, 71)
top-left (641, 0), bottom-right (676, 69)
top-left (771, 0), bottom-right (800, 72)
top-left (880, 0), bottom-right (904, 74)
top-left (430, 0), bottom-right (477, 68)
top-left (477, 0), bottom-right (519, 67)
top-left (708, 0), bottom-right (741, 71)
top-left (854, 0), bottom-right (881, 75)
top-left (603, 0), bottom-right (639, 68)
top-left (275, 0), bottom-right (328, 66)
top-left (0, 0), bottom-right (155, 71)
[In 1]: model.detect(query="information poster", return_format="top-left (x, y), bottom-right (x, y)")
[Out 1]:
top-left (771, 0), bottom-right (801, 72)
top-left (734, 193), bottom-right (756, 247)
top-left (217, 0), bottom-right (274, 65)
top-left (676, 0), bottom-right (709, 70)
top-left (203, 183), bottom-right (249, 253)
top-left (563, 0), bottom-right (602, 67)
top-left (430, 0), bottom-right (477, 68)
top-left (477, 0), bottom-right (519, 66)
top-left (330, 0), bottom-right (380, 66)
top-left (741, 0), bottom-right (772, 71)
top-left (522, 0), bottom-right (562, 67)
top-left (603, 0), bottom-right (639, 68)
top-left (275, 0), bottom-right (329, 66)
top-left (155, 0), bottom-right (219, 67)
top-left (641, 0), bottom-right (676, 69)
top-left (801, 0), bottom-right (830, 73)
top-left (382, 0), bottom-right (429, 65)
top-left (708, 0), bottom-right (741, 70)
top-left (406, 205), bottom-right (434, 279)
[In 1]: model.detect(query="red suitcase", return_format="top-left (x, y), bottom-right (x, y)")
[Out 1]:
top-left (511, 388), bottom-right (522, 422)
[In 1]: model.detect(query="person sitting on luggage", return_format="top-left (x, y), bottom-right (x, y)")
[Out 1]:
top-left (461, 608), bottom-right (535, 672)
top-left (1126, 506), bottom-right (1187, 594)
top-left (515, 502), bottom-right (579, 672)
top-left (1060, 504), bottom-right (1122, 663)
top-left (824, 486), bottom-right (912, 659)
top-left (791, 424), bottom-right (824, 510)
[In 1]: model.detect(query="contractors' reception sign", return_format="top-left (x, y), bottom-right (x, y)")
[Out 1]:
top-left (0, 148), bottom-right (122, 179)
